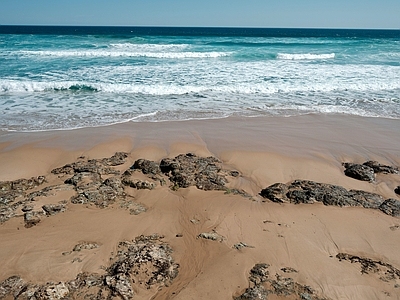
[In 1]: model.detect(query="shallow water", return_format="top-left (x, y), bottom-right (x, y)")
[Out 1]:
top-left (1, 26), bottom-right (399, 131)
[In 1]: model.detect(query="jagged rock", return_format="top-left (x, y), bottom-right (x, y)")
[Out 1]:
top-left (380, 199), bottom-right (400, 217)
top-left (0, 176), bottom-right (46, 206)
top-left (103, 152), bottom-right (128, 166)
top-left (122, 178), bottom-right (155, 190)
top-left (197, 230), bottom-right (226, 242)
top-left (105, 274), bottom-right (134, 300)
top-left (131, 159), bottom-right (161, 175)
top-left (235, 286), bottom-right (268, 300)
top-left (35, 282), bottom-right (70, 300)
top-left (249, 264), bottom-right (269, 285)
top-left (52, 153), bottom-right (123, 176)
top-left (107, 234), bottom-right (179, 290)
top-left (21, 204), bottom-right (34, 212)
top-left (343, 163), bottom-right (375, 182)
top-left (0, 275), bottom-right (26, 299)
top-left (160, 153), bottom-right (227, 190)
top-left (230, 170), bottom-right (240, 177)
top-left (42, 204), bottom-right (66, 216)
top-left (363, 161), bottom-right (398, 174)
top-left (259, 183), bottom-right (288, 203)
top-left (73, 242), bottom-right (100, 252)
top-left (24, 211), bottom-right (41, 228)
top-left (236, 264), bottom-right (328, 300)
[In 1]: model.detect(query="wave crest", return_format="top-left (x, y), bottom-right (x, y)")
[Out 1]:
top-left (277, 53), bottom-right (335, 60)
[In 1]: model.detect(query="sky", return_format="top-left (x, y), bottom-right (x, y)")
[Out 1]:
top-left (1, 0), bottom-right (399, 29)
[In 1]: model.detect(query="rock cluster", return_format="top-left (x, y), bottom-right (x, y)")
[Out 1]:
top-left (235, 263), bottom-right (328, 300)
top-left (343, 161), bottom-right (398, 182)
top-left (260, 180), bottom-right (400, 217)
top-left (336, 253), bottom-right (400, 284)
top-left (0, 235), bottom-right (179, 300)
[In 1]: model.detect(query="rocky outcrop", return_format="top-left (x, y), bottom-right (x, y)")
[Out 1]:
top-left (235, 263), bottom-right (328, 300)
top-left (260, 180), bottom-right (400, 217)
top-left (160, 153), bottom-right (227, 190)
top-left (0, 235), bottom-right (179, 300)
top-left (343, 161), bottom-right (398, 182)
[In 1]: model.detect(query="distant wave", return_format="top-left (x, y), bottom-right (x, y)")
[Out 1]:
top-left (277, 53), bottom-right (335, 60)
top-left (18, 50), bottom-right (229, 59)
top-left (109, 43), bottom-right (188, 50)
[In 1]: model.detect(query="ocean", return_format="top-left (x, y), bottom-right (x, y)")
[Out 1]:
top-left (1, 26), bottom-right (399, 132)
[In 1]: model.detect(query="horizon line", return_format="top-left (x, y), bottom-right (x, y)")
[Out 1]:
top-left (1, 24), bottom-right (399, 31)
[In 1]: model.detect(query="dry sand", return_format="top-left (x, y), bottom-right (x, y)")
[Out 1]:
top-left (1, 114), bottom-right (400, 299)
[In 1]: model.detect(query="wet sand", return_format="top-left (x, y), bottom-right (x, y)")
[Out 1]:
top-left (1, 114), bottom-right (400, 299)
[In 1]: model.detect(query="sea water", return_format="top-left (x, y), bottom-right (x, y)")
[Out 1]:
top-left (0, 26), bottom-right (399, 131)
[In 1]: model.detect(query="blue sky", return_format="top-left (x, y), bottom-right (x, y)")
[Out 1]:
top-left (1, 0), bottom-right (399, 29)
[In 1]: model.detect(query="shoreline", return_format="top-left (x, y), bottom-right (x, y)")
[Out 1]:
top-left (1, 114), bottom-right (400, 299)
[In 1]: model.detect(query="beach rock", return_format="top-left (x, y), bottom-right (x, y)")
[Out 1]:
top-left (42, 203), bottom-right (66, 216)
top-left (363, 161), bottom-right (398, 174)
top-left (395, 186), bottom-right (400, 195)
top-left (103, 152), bottom-right (129, 166)
top-left (122, 178), bottom-right (155, 190)
top-left (379, 198), bottom-right (400, 217)
top-left (52, 153), bottom-right (124, 176)
top-left (0, 207), bottom-right (16, 223)
top-left (24, 211), bottom-right (41, 228)
top-left (107, 234), bottom-right (179, 290)
top-left (235, 263), bottom-right (327, 300)
top-left (336, 253), bottom-right (400, 282)
top-left (197, 230), bottom-right (226, 242)
top-left (233, 242), bottom-right (255, 250)
top-left (35, 282), bottom-right (70, 300)
top-left (160, 153), bottom-right (227, 190)
top-left (131, 159), bottom-right (161, 175)
top-left (260, 180), bottom-right (387, 211)
top-left (0, 276), bottom-right (26, 299)
top-left (343, 163), bottom-right (375, 182)
top-left (0, 176), bottom-right (46, 206)
top-left (72, 241), bottom-right (100, 252)
top-left (249, 264), bottom-right (270, 285)
top-left (105, 274), bottom-right (134, 300)
top-left (235, 286), bottom-right (268, 300)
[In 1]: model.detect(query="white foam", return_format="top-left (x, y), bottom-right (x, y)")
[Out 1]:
top-left (18, 50), bottom-right (229, 59)
top-left (277, 53), bottom-right (335, 60)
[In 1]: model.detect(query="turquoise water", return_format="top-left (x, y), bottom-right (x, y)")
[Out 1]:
top-left (1, 26), bottom-right (400, 131)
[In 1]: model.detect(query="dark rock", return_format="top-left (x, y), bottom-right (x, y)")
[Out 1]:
top-left (260, 180), bottom-right (389, 214)
top-left (0, 207), bottom-right (16, 223)
top-left (42, 204), bottom-right (66, 216)
top-left (160, 153), bottom-right (227, 190)
top-left (281, 267), bottom-right (298, 273)
top-left (131, 159), bottom-right (161, 175)
top-left (395, 186), bottom-right (400, 195)
top-left (343, 163), bottom-right (375, 182)
top-left (348, 190), bottom-right (384, 209)
top-left (230, 170), bottom-right (240, 177)
top-left (21, 204), bottom-right (34, 212)
top-left (363, 161), bottom-right (398, 174)
top-left (260, 183), bottom-right (288, 203)
top-left (380, 198), bottom-right (400, 217)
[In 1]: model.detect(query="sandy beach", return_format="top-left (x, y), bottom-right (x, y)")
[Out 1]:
top-left (1, 114), bottom-right (400, 300)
